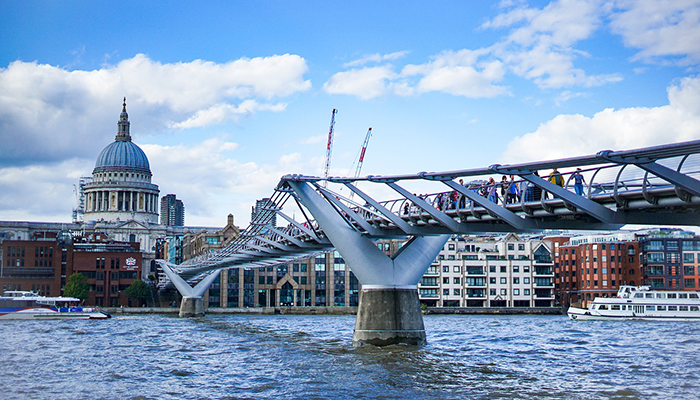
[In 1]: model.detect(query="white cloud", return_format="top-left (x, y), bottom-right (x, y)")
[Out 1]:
top-left (499, 76), bottom-right (700, 163)
top-left (554, 90), bottom-right (588, 106)
top-left (0, 54), bottom-right (310, 166)
top-left (323, 66), bottom-right (397, 100)
top-left (610, 0), bottom-right (700, 65)
top-left (301, 134), bottom-right (327, 145)
top-left (324, 49), bottom-right (509, 99)
top-left (484, 0), bottom-right (623, 88)
top-left (343, 51), bottom-right (411, 68)
top-left (0, 159), bottom-right (94, 222)
top-left (144, 138), bottom-right (316, 225)
top-left (170, 100), bottom-right (287, 129)
top-left (404, 50), bottom-right (509, 97)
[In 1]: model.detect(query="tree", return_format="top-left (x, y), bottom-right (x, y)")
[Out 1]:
top-left (64, 272), bottom-right (89, 301)
top-left (125, 279), bottom-right (151, 306)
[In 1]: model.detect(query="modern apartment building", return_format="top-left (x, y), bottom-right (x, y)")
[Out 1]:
top-left (417, 233), bottom-right (556, 308)
top-left (638, 230), bottom-right (700, 290)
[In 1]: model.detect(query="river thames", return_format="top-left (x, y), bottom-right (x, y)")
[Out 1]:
top-left (2, 313), bottom-right (699, 399)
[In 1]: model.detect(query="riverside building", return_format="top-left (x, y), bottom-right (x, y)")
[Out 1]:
top-left (417, 234), bottom-right (556, 308)
top-left (0, 231), bottom-right (142, 306)
top-left (549, 229), bottom-right (700, 308)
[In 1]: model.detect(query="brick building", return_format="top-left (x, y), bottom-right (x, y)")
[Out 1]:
top-left (71, 235), bottom-right (143, 307)
top-left (0, 231), bottom-right (71, 296)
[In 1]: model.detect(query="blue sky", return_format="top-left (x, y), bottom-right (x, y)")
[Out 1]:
top-left (1, 0), bottom-right (699, 227)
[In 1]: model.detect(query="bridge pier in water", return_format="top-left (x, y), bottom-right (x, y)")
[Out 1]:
top-left (354, 288), bottom-right (426, 346)
top-left (179, 296), bottom-right (205, 317)
top-left (289, 181), bottom-right (448, 346)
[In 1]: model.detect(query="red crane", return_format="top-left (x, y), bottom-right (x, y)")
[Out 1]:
top-left (349, 127), bottom-right (373, 200)
top-left (353, 127), bottom-right (373, 178)
top-left (322, 108), bottom-right (338, 187)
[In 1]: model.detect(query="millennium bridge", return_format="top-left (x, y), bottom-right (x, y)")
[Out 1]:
top-left (158, 139), bottom-right (700, 346)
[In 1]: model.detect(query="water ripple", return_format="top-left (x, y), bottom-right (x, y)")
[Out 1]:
top-left (1, 314), bottom-right (699, 399)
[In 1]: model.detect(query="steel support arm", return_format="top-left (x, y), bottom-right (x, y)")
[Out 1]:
top-left (386, 182), bottom-right (461, 232)
top-left (441, 180), bottom-right (535, 229)
top-left (518, 173), bottom-right (619, 223)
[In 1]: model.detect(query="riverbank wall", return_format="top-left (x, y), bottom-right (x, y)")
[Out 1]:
top-left (103, 306), bottom-right (563, 315)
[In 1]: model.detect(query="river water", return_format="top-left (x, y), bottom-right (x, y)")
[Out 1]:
top-left (2, 314), bottom-right (699, 399)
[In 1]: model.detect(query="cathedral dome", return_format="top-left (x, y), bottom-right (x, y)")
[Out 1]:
top-left (94, 140), bottom-right (151, 173)
top-left (92, 98), bottom-right (151, 174)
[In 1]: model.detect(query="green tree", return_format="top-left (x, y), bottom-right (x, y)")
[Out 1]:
top-left (125, 279), bottom-right (151, 306)
top-left (63, 272), bottom-right (89, 301)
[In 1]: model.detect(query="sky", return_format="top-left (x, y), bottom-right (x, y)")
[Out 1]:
top-left (1, 0), bottom-right (699, 228)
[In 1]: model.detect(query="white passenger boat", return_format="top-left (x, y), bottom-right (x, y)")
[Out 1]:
top-left (0, 291), bottom-right (111, 320)
top-left (568, 286), bottom-right (700, 321)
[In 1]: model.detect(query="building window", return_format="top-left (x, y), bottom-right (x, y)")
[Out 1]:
top-left (443, 289), bottom-right (449, 296)
top-left (513, 277), bottom-right (519, 284)
top-left (500, 289), bottom-right (507, 295)
top-left (490, 289), bottom-right (496, 295)
top-left (500, 266), bottom-right (506, 273)
top-left (453, 266), bottom-right (460, 273)
top-left (489, 266), bottom-right (496, 273)
top-left (518, 244), bottom-right (525, 251)
top-left (514, 289), bottom-right (520, 295)
top-left (524, 289), bottom-right (530, 295)
top-left (500, 278), bottom-right (506, 284)
top-left (453, 289), bottom-right (460, 296)
top-left (513, 265), bottom-right (519, 272)
top-left (453, 277), bottom-right (460, 284)
top-left (508, 244), bottom-right (514, 251)
top-left (524, 277), bottom-right (530, 284)
top-left (490, 277), bottom-right (496, 284)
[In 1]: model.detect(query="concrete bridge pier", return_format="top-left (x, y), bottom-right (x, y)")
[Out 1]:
top-left (179, 296), bottom-right (205, 317)
top-left (354, 287), bottom-right (425, 346)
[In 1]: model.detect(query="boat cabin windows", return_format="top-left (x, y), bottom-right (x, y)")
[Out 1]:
top-left (691, 294), bottom-right (699, 299)
top-left (646, 305), bottom-right (655, 311)
top-left (679, 306), bottom-right (689, 311)
top-left (645, 293), bottom-right (654, 299)
top-left (656, 293), bottom-right (666, 299)
top-left (691, 306), bottom-right (699, 311)
top-left (657, 305), bottom-right (667, 311)
top-left (634, 293), bottom-right (643, 298)
top-left (611, 305), bottom-right (621, 310)
top-left (668, 306), bottom-right (678, 311)
top-left (598, 305), bottom-right (608, 310)
top-left (679, 293), bottom-right (688, 299)
top-left (668, 293), bottom-right (677, 299)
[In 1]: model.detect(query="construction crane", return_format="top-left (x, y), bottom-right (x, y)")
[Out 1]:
top-left (322, 108), bottom-right (338, 187)
top-left (348, 127), bottom-right (373, 200)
